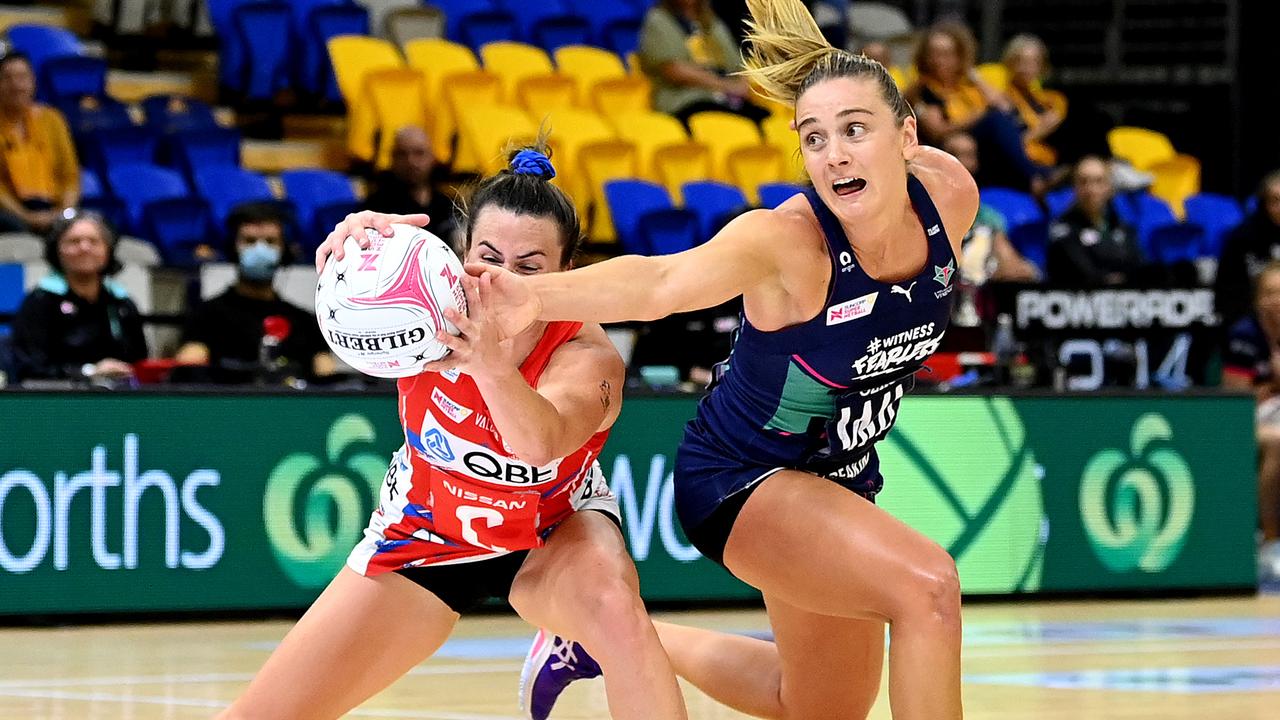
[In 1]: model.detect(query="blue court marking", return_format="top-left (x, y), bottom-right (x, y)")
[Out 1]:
top-left (965, 665), bottom-right (1280, 694)
top-left (433, 637), bottom-right (539, 660)
top-left (962, 618), bottom-right (1280, 646)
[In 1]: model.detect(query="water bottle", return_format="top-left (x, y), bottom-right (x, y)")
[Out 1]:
top-left (992, 313), bottom-right (1016, 386)
top-left (259, 315), bottom-right (292, 385)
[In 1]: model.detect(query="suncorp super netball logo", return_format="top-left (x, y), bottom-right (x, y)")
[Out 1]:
top-left (1079, 413), bottom-right (1194, 573)
top-left (264, 415), bottom-right (386, 588)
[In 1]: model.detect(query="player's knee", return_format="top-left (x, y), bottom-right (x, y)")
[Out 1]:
top-left (900, 551), bottom-right (961, 626)
top-left (574, 579), bottom-right (649, 651)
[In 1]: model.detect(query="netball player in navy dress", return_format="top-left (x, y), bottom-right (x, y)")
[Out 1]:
top-left (323, 2), bottom-right (978, 716)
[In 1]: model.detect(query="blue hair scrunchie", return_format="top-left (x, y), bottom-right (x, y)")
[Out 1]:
top-left (510, 149), bottom-right (556, 179)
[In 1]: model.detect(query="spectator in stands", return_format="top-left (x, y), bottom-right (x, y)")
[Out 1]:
top-left (174, 202), bottom-right (334, 384)
top-left (639, 0), bottom-right (771, 126)
top-left (11, 211), bottom-right (147, 381)
top-left (364, 126), bottom-right (459, 248)
top-left (1216, 170), bottom-right (1280, 327)
top-left (1221, 260), bottom-right (1280, 582)
top-left (907, 22), bottom-right (1047, 193)
top-left (942, 131), bottom-right (1041, 282)
top-left (1046, 155), bottom-right (1145, 286)
top-left (1001, 34), bottom-right (1112, 166)
top-left (0, 49), bottom-right (80, 234)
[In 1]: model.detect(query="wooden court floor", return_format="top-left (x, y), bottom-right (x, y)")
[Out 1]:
top-left (0, 595), bottom-right (1276, 719)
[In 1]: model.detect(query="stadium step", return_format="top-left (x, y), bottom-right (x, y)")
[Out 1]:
top-left (242, 138), bottom-right (349, 174)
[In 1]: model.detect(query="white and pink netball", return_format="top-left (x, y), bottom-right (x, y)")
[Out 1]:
top-left (315, 224), bottom-right (467, 378)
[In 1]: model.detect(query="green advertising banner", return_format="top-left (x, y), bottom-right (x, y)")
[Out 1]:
top-left (0, 392), bottom-right (1256, 615)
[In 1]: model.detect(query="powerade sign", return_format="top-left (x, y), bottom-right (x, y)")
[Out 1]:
top-left (0, 392), bottom-right (1256, 614)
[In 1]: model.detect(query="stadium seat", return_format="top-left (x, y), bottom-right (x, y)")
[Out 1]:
top-left (141, 94), bottom-right (219, 134)
top-left (980, 187), bottom-right (1044, 228)
top-left (405, 38), bottom-right (480, 165)
top-left (1183, 192), bottom-right (1244, 258)
top-left (234, 1), bottom-right (293, 101)
top-left (1113, 191), bottom-right (1176, 258)
top-left (758, 181), bottom-right (806, 210)
top-left (578, 140), bottom-right (637, 241)
top-left (0, 264), bottom-right (24, 355)
top-left (616, 111), bottom-right (690, 179)
top-left (1148, 223), bottom-right (1205, 266)
top-left (1009, 221), bottom-right (1048, 273)
top-left (308, 4), bottom-right (373, 103)
top-left (688, 111), bottom-right (764, 182)
top-left (458, 11), bottom-right (518, 51)
top-left (328, 35), bottom-right (405, 162)
top-left (591, 76), bottom-right (651, 120)
top-left (358, 0), bottom-right (421, 40)
top-left (682, 181), bottom-right (748, 240)
top-left (58, 94), bottom-right (133, 141)
top-left (209, 0), bottom-right (255, 91)
top-left (5, 24), bottom-right (83, 77)
top-left (307, 200), bottom-right (363, 255)
top-left (653, 143), bottom-right (713, 203)
top-left (727, 146), bottom-right (786, 204)
top-left (537, 107), bottom-right (615, 206)
top-left (490, 0), bottom-right (570, 44)
top-left (1149, 154), bottom-right (1201, 218)
top-left (192, 166), bottom-right (276, 229)
top-left (761, 114), bottom-right (805, 183)
top-left (106, 163), bottom-right (191, 234)
top-left (533, 16), bottom-right (593, 54)
top-left (1107, 126), bottom-right (1176, 172)
top-left (165, 127), bottom-right (243, 181)
top-left (638, 208), bottom-right (701, 255)
top-left (1044, 187), bottom-right (1075, 218)
top-left (39, 56), bottom-right (108, 105)
top-left (554, 45), bottom-right (627, 103)
top-left (445, 74), bottom-right (506, 173)
top-left (517, 74), bottom-right (578, 117)
top-left (562, 0), bottom-right (640, 47)
top-left (385, 6), bottom-right (445, 48)
top-left (77, 168), bottom-right (123, 229)
top-left (480, 41), bottom-right (556, 100)
top-left (975, 62), bottom-right (1009, 92)
top-left (82, 126), bottom-right (161, 177)
top-left (455, 103), bottom-right (540, 175)
top-left (282, 169), bottom-right (358, 243)
top-left (144, 197), bottom-right (216, 267)
top-left (432, 0), bottom-right (497, 40)
top-left (364, 68), bottom-right (429, 168)
top-left (604, 179), bottom-right (672, 255)
top-left (603, 18), bottom-right (642, 57)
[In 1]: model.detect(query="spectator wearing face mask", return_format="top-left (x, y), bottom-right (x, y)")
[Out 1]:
top-left (173, 202), bottom-right (333, 384)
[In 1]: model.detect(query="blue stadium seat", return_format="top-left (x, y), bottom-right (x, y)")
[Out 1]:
top-left (308, 4), bottom-right (371, 103)
top-left (1148, 223), bottom-right (1205, 266)
top-left (1044, 187), bottom-right (1074, 218)
top-left (638, 208), bottom-right (701, 256)
top-left (209, 0), bottom-right (255, 92)
top-left (165, 127), bottom-right (243, 182)
top-left (144, 198), bottom-right (215, 267)
top-left (80, 168), bottom-right (103, 203)
top-left (458, 11), bottom-right (518, 50)
top-left (758, 182), bottom-right (805, 210)
top-left (434, 0), bottom-right (496, 40)
top-left (77, 168), bottom-right (124, 230)
top-left (681, 180), bottom-right (747, 240)
top-left (83, 126), bottom-right (160, 176)
top-left (6, 24), bottom-right (83, 77)
top-left (193, 166), bottom-right (275, 229)
top-left (0, 264), bottom-right (23, 374)
top-left (106, 164), bottom-right (191, 234)
top-left (57, 94), bottom-right (133, 141)
top-left (235, 2), bottom-right (294, 101)
top-left (281, 169), bottom-right (357, 243)
top-left (603, 18), bottom-right (642, 57)
top-left (1184, 192), bottom-right (1244, 259)
top-left (605, 179), bottom-right (671, 255)
top-left (304, 200), bottom-right (362, 257)
top-left (1009, 220), bottom-right (1048, 274)
top-left (141, 94), bottom-right (219, 134)
top-left (562, 0), bottom-right (641, 46)
top-left (980, 187), bottom-right (1043, 228)
top-left (492, 0), bottom-right (565, 39)
top-left (1114, 191), bottom-right (1176, 259)
top-left (39, 56), bottom-right (108, 104)
top-left (533, 15), bottom-right (593, 53)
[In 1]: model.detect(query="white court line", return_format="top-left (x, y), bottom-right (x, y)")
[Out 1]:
top-left (0, 663), bottom-right (521, 690)
top-left (0, 689), bottom-right (525, 720)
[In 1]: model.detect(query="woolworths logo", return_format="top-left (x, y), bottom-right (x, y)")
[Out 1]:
top-left (264, 415), bottom-right (386, 588)
top-left (1080, 413), bottom-right (1194, 573)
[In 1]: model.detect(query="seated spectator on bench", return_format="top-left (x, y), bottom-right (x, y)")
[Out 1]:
top-left (364, 126), bottom-right (459, 248)
top-left (174, 203), bottom-right (334, 384)
top-left (12, 211), bottom-right (147, 381)
top-left (0, 49), bottom-right (80, 234)
top-left (1216, 169), bottom-right (1280, 327)
top-left (1047, 156), bottom-right (1147, 286)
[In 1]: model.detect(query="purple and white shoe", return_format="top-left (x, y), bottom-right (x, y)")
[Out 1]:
top-left (518, 629), bottom-right (602, 720)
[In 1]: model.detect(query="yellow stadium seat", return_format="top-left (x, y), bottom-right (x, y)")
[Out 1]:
top-left (480, 41), bottom-right (556, 100)
top-left (976, 62), bottom-right (1009, 92)
top-left (887, 65), bottom-right (908, 91)
top-left (614, 111), bottom-right (689, 179)
top-left (688, 111), bottom-right (763, 181)
top-left (365, 68), bottom-right (429, 170)
top-left (1150, 155), bottom-right (1202, 219)
top-left (456, 104), bottom-right (540, 176)
top-left (727, 146), bottom-right (786, 204)
top-left (578, 140), bottom-right (638, 241)
top-left (443, 71), bottom-right (504, 173)
top-left (328, 36), bottom-right (404, 163)
top-left (554, 45), bottom-right (627, 104)
top-left (762, 114), bottom-right (806, 183)
top-left (518, 75), bottom-right (578, 118)
top-left (404, 38), bottom-right (479, 164)
top-left (591, 77), bottom-right (652, 121)
top-left (1108, 126), bottom-right (1176, 172)
top-left (653, 143), bottom-right (713, 203)
top-left (538, 108), bottom-right (615, 207)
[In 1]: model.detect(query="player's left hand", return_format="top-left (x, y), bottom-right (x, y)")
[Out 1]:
top-left (423, 272), bottom-right (517, 377)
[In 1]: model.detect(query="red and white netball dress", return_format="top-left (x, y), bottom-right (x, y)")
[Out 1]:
top-left (347, 321), bottom-right (619, 574)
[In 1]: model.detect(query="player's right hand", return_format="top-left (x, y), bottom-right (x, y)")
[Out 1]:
top-left (315, 211), bottom-right (431, 273)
